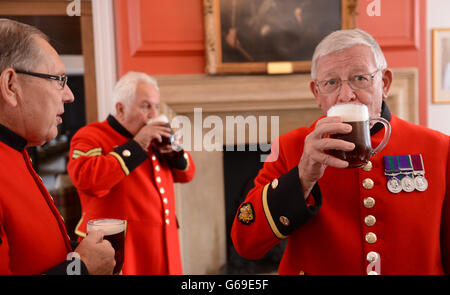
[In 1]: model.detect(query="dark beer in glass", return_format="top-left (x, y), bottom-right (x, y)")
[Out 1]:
top-left (326, 104), bottom-right (391, 168)
top-left (147, 115), bottom-right (175, 147)
top-left (87, 219), bottom-right (126, 274)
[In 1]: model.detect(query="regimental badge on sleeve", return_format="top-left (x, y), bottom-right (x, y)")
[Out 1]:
top-left (238, 202), bottom-right (255, 225)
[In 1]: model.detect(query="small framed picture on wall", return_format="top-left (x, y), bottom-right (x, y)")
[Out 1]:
top-left (432, 28), bottom-right (450, 104)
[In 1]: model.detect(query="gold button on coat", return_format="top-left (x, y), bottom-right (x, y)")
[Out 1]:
top-left (362, 161), bottom-right (373, 172)
top-left (366, 251), bottom-right (380, 263)
top-left (271, 178), bottom-right (279, 189)
top-left (122, 149), bottom-right (131, 157)
top-left (364, 215), bottom-right (376, 226)
top-left (279, 216), bottom-right (290, 226)
top-left (156, 176), bottom-right (161, 183)
top-left (365, 232), bottom-right (377, 244)
top-left (362, 178), bottom-right (374, 190)
top-left (160, 187), bottom-right (165, 194)
top-left (363, 197), bottom-right (375, 209)
top-left (155, 165), bottom-right (160, 172)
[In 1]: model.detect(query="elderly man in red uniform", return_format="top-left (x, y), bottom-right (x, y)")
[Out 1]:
top-left (231, 29), bottom-right (450, 275)
top-left (0, 19), bottom-right (115, 275)
top-left (68, 72), bottom-right (195, 275)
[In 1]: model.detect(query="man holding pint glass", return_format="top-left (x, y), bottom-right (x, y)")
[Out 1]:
top-left (0, 19), bottom-right (115, 275)
top-left (232, 29), bottom-right (450, 275)
top-left (68, 72), bottom-right (195, 275)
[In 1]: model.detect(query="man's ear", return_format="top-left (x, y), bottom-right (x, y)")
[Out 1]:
top-left (115, 102), bottom-right (124, 118)
top-left (310, 80), bottom-right (321, 108)
top-left (381, 69), bottom-right (393, 100)
top-left (0, 69), bottom-right (20, 107)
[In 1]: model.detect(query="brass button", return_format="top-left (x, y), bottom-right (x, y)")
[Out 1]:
top-left (183, 152), bottom-right (189, 160)
top-left (362, 161), bottom-right (373, 172)
top-left (155, 165), bottom-right (160, 172)
top-left (279, 216), bottom-right (290, 227)
top-left (156, 176), bottom-right (161, 183)
top-left (366, 251), bottom-right (380, 263)
top-left (363, 197), bottom-right (375, 209)
top-left (365, 232), bottom-right (377, 244)
top-left (364, 215), bottom-right (376, 226)
top-left (165, 219), bottom-right (170, 225)
top-left (152, 155), bottom-right (156, 161)
top-left (163, 198), bottom-right (168, 204)
top-left (122, 149), bottom-right (131, 157)
top-left (271, 178), bottom-right (279, 189)
top-left (362, 178), bottom-right (374, 190)
top-left (160, 187), bottom-right (165, 194)
top-left (165, 209), bottom-right (170, 216)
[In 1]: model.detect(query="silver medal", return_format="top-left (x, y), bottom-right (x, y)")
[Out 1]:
top-left (387, 177), bottom-right (402, 193)
top-left (401, 176), bottom-right (415, 192)
top-left (414, 175), bottom-right (428, 192)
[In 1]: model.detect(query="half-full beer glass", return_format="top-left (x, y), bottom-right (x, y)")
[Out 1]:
top-left (147, 114), bottom-right (175, 148)
top-left (326, 104), bottom-right (391, 168)
top-left (87, 219), bottom-right (126, 274)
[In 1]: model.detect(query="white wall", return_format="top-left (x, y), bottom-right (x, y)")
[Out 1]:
top-left (427, 0), bottom-right (450, 135)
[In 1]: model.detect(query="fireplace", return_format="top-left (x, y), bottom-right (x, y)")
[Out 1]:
top-left (223, 145), bottom-right (287, 274)
top-left (155, 69), bottom-right (418, 274)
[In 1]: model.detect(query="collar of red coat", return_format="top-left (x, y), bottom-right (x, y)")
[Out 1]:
top-left (107, 114), bottom-right (134, 138)
top-left (0, 123), bottom-right (27, 151)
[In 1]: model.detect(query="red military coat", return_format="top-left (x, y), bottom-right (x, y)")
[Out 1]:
top-left (0, 125), bottom-right (73, 274)
top-left (67, 115), bottom-right (195, 275)
top-left (231, 105), bottom-right (450, 275)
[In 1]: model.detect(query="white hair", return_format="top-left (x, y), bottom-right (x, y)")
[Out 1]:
top-left (112, 71), bottom-right (159, 115)
top-left (311, 29), bottom-right (387, 79)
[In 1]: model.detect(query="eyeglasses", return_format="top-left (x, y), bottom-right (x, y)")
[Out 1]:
top-left (14, 69), bottom-right (68, 89)
top-left (315, 70), bottom-right (380, 94)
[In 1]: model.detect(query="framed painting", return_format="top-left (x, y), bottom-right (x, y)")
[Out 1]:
top-left (432, 28), bottom-right (450, 104)
top-left (204, 0), bottom-right (359, 74)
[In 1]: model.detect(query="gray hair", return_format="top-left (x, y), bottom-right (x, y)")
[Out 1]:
top-left (311, 29), bottom-right (387, 79)
top-left (112, 71), bottom-right (160, 115)
top-left (0, 18), bottom-right (49, 73)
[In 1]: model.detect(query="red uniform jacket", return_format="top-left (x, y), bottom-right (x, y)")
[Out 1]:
top-left (231, 105), bottom-right (450, 275)
top-left (0, 125), bottom-right (73, 274)
top-left (67, 115), bottom-right (195, 275)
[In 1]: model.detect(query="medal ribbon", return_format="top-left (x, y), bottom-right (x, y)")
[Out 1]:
top-left (397, 155), bottom-right (414, 179)
top-left (384, 156), bottom-right (399, 179)
top-left (410, 154), bottom-right (425, 175)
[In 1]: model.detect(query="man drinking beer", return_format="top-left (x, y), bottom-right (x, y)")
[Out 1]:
top-left (231, 29), bottom-right (450, 275)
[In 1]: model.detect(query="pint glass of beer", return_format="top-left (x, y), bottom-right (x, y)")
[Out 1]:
top-left (87, 219), bottom-right (126, 274)
top-left (147, 114), bottom-right (175, 147)
top-left (326, 104), bottom-right (391, 168)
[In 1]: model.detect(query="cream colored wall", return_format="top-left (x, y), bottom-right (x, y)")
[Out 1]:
top-left (427, 0), bottom-right (450, 135)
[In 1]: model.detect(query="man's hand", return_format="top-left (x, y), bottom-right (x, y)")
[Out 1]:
top-left (298, 116), bottom-right (355, 199)
top-left (74, 230), bottom-right (115, 275)
top-left (133, 121), bottom-right (172, 151)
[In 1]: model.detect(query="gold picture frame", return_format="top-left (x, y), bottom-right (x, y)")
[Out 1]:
top-left (432, 28), bottom-right (450, 104)
top-left (204, 0), bottom-right (359, 75)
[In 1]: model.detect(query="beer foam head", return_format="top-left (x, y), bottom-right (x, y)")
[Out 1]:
top-left (87, 219), bottom-right (126, 235)
top-left (327, 104), bottom-right (369, 122)
top-left (146, 114), bottom-right (169, 125)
